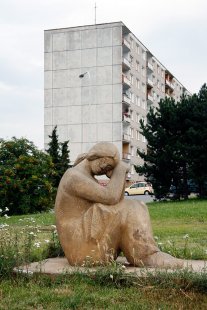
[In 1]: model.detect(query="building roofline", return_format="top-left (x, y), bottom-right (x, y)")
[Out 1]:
top-left (44, 21), bottom-right (191, 94)
top-left (44, 21), bottom-right (124, 32)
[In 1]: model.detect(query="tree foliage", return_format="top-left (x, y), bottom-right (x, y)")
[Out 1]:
top-left (0, 137), bottom-right (55, 215)
top-left (135, 84), bottom-right (207, 199)
top-left (46, 126), bottom-right (70, 187)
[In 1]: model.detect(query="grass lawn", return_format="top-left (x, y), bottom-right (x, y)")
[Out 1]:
top-left (149, 199), bottom-right (207, 260)
top-left (0, 198), bottom-right (207, 309)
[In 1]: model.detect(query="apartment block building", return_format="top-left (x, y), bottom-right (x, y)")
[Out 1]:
top-left (44, 21), bottom-right (190, 182)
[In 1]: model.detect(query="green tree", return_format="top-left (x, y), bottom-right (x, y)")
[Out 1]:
top-left (46, 126), bottom-right (70, 187)
top-left (0, 137), bottom-right (55, 215)
top-left (59, 141), bottom-right (70, 178)
top-left (135, 97), bottom-right (181, 199)
top-left (135, 84), bottom-right (207, 199)
top-left (186, 84), bottom-right (207, 197)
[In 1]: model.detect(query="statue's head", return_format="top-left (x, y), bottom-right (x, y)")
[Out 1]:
top-left (87, 142), bottom-right (120, 176)
top-left (74, 142), bottom-right (120, 176)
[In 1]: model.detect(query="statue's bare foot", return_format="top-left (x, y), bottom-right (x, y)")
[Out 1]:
top-left (141, 251), bottom-right (184, 269)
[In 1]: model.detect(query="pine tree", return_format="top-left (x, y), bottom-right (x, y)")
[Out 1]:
top-left (59, 141), bottom-right (70, 178)
top-left (135, 84), bottom-right (207, 199)
top-left (46, 126), bottom-right (70, 187)
top-left (46, 125), bottom-right (59, 164)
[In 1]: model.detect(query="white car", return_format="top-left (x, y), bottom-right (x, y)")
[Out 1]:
top-left (125, 182), bottom-right (154, 196)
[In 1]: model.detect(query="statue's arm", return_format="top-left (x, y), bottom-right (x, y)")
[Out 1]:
top-left (67, 162), bottom-right (127, 205)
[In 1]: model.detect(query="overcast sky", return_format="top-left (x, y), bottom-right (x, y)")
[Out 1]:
top-left (0, 0), bottom-right (207, 149)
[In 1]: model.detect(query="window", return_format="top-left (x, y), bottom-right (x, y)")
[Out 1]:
top-left (142, 100), bottom-right (146, 109)
top-left (157, 66), bottom-right (160, 75)
top-left (130, 110), bottom-right (134, 121)
top-left (142, 49), bottom-right (146, 60)
top-left (130, 146), bottom-right (134, 157)
top-left (142, 66), bottom-right (145, 77)
top-left (136, 43), bottom-right (140, 54)
top-left (161, 84), bottom-right (164, 92)
top-left (130, 55), bottom-right (133, 67)
top-left (157, 80), bottom-right (160, 89)
top-left (136, 113), bottom-right (140, 123)
top-left (136, 96), bottom-right (140, 106)
top-left (130, 74), bottom-right (134, 85)
top-left (136, 61), bottom-right (139, 71)
top-left (136, 78), bottom-right (140, 89)
top-left (129, 92), bottom-right (134, 103)
top-left (136, 130), bottom-right (140, 140)
top-left (142, 83), bottom-right (145, 94)
top-left (130, 37), bottom-right (134, 49)
top-left (130, 127), bottom-right (134, 138)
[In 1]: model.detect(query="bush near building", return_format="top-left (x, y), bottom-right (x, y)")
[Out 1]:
top-left (0, 137), bottom-right (55, 215)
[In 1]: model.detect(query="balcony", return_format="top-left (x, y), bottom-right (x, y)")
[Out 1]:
top-left (122, 57), bottom-right (131, 71)
top-left (122, 75), bottom-right (131, 89)
top-left (122, 133), bottom-right (131, 142)
top-left (122, 152), bottom-right (131, 161)
top-left (147, 78), bottom-right (153, 88)
top-left (122, 38), bottom-right (131, 52)
top-left (147, 62), bottom-right (153, 71)
top-left (165, 79), bottom-right (175, 90)
top-left (122, 94), bottom-right (131, 105)
top-left (147, 94), bottom-right (153, 103)
top-left (122, 113), bottom-right (131, 123)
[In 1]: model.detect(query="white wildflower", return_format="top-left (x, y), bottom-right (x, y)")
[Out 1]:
top-left (183, 234), bottom-right (189, 239)
top-left (4, 214), bottom-right (10, 219)
top-left (154, 236), bottom-right (159, 240)
top-left (44, 239), bottom-right (50, 243)
top-left (110, 274), bottom-right (113, 280)
top-left (5, 207), bottom-right (9, 212)
top-left (34, 242), bottom-right (41, 248)
top-left (51, 225), bottom-right (56, 229)
top-left (29, 232), bottom-right (34, 235)
top-left (0, 209), bottom-right (2, 213)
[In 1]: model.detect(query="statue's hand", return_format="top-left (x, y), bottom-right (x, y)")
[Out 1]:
top-left (106, 161), bottom-right (129, 178)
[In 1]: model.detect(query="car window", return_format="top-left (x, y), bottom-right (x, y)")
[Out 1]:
top-left (130, 184), bottom-right (137, 188)
top-left (138, 183), bottom-right (145, 187)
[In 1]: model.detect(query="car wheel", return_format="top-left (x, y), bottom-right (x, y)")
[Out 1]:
top-left (125, 192), bottom-right (129, 196)
top-left (144, 190), bottom-right (150, 195)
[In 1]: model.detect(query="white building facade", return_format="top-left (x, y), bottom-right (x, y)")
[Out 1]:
top-left (44, 21), bottom-right (190, 182)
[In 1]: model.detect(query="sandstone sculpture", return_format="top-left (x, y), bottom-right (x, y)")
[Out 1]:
top-left (55, 142), bottom-right (183, 268)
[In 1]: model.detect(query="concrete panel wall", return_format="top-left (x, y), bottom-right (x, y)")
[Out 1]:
top-left (44, 22), bottom-right (123, 163)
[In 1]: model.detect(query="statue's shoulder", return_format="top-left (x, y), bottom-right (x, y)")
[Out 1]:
top-left (62, 167), bottom-right (87, 185)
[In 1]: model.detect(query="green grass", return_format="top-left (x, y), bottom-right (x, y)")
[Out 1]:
top-left (0, 270), bottom-right (207, 309)
top-left (0, 199), bottom-right (207, 309)
top-left (148, 199), bottom-right (207, 259)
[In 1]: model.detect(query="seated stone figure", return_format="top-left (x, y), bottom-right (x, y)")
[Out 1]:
top-left (55, 142), bottom-right (183, 268)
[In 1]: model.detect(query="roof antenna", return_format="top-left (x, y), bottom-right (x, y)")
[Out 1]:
top-left (94, 2), bottom-right (97, 24)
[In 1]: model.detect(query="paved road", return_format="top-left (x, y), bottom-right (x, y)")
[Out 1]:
top-left (125, 194), bottom-right (155, 203)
